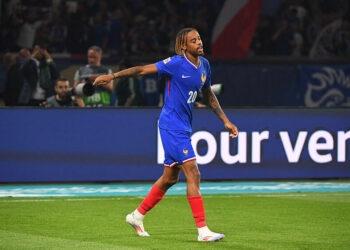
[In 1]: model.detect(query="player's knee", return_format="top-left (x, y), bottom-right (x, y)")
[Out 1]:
top-left (166, 176), bottom-right (179, 186)
top-left (194, 169), bottom-right (201, 181)
top-left (160, 174), bottom-right (179, 186)
top-left (188, 168), bottom-right (200, 182)
top-left (160, 177), bottom-right (178, 190)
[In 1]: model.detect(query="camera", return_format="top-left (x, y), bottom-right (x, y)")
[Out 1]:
top-left (68, 81), bottom-right (95, 97)
top-left (194, 83), bottom-right (224, 107)
top-left (211, 84), bottom-right (224, 95)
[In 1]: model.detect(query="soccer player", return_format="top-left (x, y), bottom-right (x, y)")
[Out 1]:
top-left (93, 27), bottom-right (238, 242)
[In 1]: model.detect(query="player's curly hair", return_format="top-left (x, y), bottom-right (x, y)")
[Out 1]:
top-left (175, 27), bottom-right (197, 55)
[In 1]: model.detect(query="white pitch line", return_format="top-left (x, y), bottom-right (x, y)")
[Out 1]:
top-left (0, 197), bottom-right (141, 202)
top-left (0, 199), bottom-right (56, 202)
top-left (255, 194), bottom-right (308, 197)
top-left (2, 192), bottom-right (350, 203)
top-left (0, 193), bottom-right (313, 202)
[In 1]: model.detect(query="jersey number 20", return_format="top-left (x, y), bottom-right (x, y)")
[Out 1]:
top-left (187, 91), bottom-right (197, 104)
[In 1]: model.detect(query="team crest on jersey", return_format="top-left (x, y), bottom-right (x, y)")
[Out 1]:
top-left (163, 57), bottom-right (171, 64)
top-left (201, 72), bottom-right (206, 86)
top-left (183, 149), bottom-right (188, 155)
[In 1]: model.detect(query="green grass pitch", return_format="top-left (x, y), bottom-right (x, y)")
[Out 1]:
top-left (1, 192), bottom-right (350, 249)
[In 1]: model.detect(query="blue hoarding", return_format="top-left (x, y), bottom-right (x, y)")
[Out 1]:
top-left (0, 108), bottom-right (349, 182)
top-left (300, 65), bottom-right (350, 107)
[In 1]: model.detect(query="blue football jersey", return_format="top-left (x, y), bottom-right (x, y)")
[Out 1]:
top-left (155, 54), bottom-right (211, 132)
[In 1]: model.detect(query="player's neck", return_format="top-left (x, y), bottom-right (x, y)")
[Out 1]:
top-left (185, 52), bottom-right (200, 67)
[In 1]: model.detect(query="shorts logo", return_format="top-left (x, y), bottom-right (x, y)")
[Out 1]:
top-left (163, 57), bottom-right (171, 64)
top-left (183, 149), bottom-right (188, 155)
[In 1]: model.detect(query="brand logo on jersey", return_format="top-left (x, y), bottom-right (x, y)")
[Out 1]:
top-left (201, 73), bottom-right (206, 86)
top-left (182, 75), bottom-right (191, 78)
top-left (201, 73), bottom-right (206, 83)
top-left (183, 149), bottom-right (188, 155)
top-left (163, 57), bottom-right (171, 64)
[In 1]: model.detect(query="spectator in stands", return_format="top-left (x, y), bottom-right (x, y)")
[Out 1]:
top-left (74, 45), bottom-right (113, 107)
top-left (113, 59), bottom-right (144, 106)
top-left (45, 78), bottom-right (85, 107)
top-left (107, 8), bottom-right (124, 56)
top-left (14, 10), bottom-right (45, 50)
top-left (271, 5), bottom-right (304, 56)
top-left (140, 74), bottom-right (162, 107)
top-left (305, 15), bottom-right (324, 53)
top-left (290, 22), bottom-right (304, 57)
top-left (89, 12), bottom-right (109, 51)
top-left (18, 48), bottom-right (31, 61)
top-left (17, 45), bottom-right (58, 106)
top-left (250, 16), bottom-right (274, 55)
top-left (48, 14), bottom-right (68, 53)
top-left (2, 52), bottom-right (22, 106)
top-left (271, 19), bottom-right (294, 55)
top-left (310, 12), bottom-right (350, 58)
top-left (66, 1), bottom-right (90, 53)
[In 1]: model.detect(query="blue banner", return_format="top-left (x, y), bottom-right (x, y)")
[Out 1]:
top-left (211, 65), bottom-right (300, 106)
top-left (300, 65), bottom-right (350, 107)
top-left (0, 108), bottom-right (349, 182)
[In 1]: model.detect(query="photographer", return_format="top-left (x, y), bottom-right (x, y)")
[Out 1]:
top-left (45, 78), bottom-right (84, 107)
top-left (74, 46), bottom-right (113, 107)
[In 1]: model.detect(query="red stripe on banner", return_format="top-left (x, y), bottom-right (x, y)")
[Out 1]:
top-left (212, 0), bottom-right (261, 59)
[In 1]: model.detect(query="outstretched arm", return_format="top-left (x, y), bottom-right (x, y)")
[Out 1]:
top-left (202, 86), bottom-right (238, 138)
top-left (93, 64), bottom-right (158, 86)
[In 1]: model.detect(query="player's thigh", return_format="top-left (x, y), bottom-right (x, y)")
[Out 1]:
top-left (162, 165), bottom-right (181, 182)
top-left (179, 160), bottom-right (200, 181)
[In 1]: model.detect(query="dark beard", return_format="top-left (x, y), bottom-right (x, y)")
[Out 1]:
top-left (58, 94), bottom-right (72, 105)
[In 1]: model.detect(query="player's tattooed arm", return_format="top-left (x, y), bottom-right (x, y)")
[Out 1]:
top-left (202, 87), bottom-right (224, 117)
top-left (94, 64), bottom-right (157, 86)
top-left (114, 64), bottom-right (158, 78)
top-left (202, 87), bottom-right (239, 138)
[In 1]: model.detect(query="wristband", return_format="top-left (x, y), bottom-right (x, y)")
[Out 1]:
top-left (111, 73), bottom-right (116, 80)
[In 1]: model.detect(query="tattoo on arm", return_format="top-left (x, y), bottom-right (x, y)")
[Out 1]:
top-left (210, 95), bottom-right (224, 116)
top-left (117, 64), bottom-right (157, 78)
top-left (117, 66), bottom-right (141, 78)
top-left (204, 87), bottom-right (224, 117)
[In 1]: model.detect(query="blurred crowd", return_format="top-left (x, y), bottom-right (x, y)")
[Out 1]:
top-left (251, 0), bottom-right (350, 58)
top-left (1, 0), bottom-right (222, 56)
top-left (1, 0), bottom-right (349, 58)
top-left (2, 0), bottom-right (350, 59)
